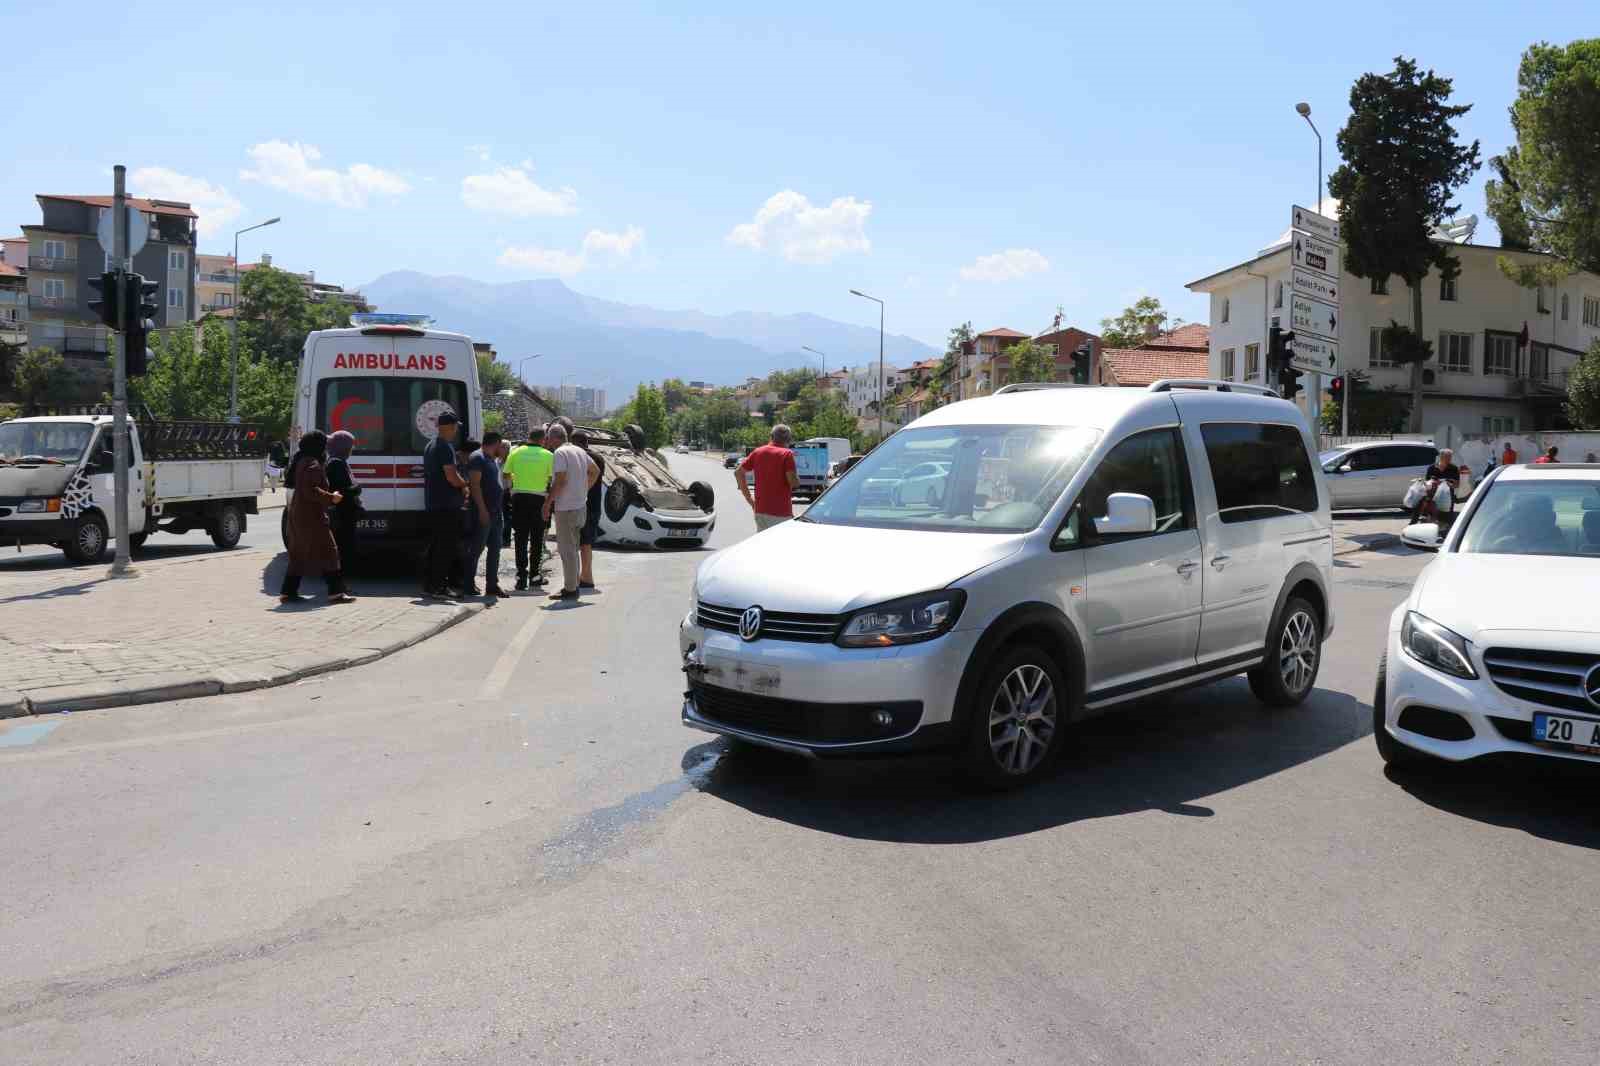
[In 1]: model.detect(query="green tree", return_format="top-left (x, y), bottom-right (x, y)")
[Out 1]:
top-left (13, 346), bottom-right (71, 412)
top-left (130, 322), bottom-right (295, 437)
top-left (1004, 339), bottom-right (1056, 385)
top-left (1328, 55), bottom-right (1481, 432)
top-left (0, 336), bottom-right (21, 399)
top-left (1319, 369), bottom-right (1412, 433)
top-left (767, 367), bottom-right (816, 402)
top-left (1490, 40), bottom-right (1600, 281)
top-left (784, 383), bottom-right (822, 426)
top-left (804, 394), bottom-right (858, 443)
top-left (238, 265), bottom-right (313, 363)
top-left (631, 383), bottom-right (669, 448)
top-left (477, 352), bottom-right (518, 394)
top-left (1566, 339), bottom-right (1600, 430)
top-left (701, 392), bottom-right (749, 447)
top-left (1099, 297), bottom-right (1178, 349)
top-left (1484, 149), bottom-right (1533, 252)
top-left (660, 377), bottom-right (691, 412)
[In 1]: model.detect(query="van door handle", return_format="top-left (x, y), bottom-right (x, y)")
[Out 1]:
top-left (1176, 561), bottom-right (1199, 577)
top-left (1210, 555), bottom-right (1231, 570)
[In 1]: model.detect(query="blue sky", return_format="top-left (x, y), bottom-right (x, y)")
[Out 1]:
top-left (2, 1), bottom-right (1586, 353)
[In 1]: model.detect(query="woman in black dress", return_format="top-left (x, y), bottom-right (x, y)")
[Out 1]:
top-left (325, 430), bottom-right (363, 572)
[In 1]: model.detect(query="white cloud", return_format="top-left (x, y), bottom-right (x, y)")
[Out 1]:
top-left (958, 248), bottom-right (1050, 283)
top-left (466, 143), bottom-right (491, 162)
top-left (498, 226), bottom-right (645, 276)
top-left (461, 164), bottom-right (578, 217)
top-left (129, 167), bottom-right (243, 237)
top-left (240, 141), bottom-right (410, 208)
top-left (726, 190), bottom-right (871, 264)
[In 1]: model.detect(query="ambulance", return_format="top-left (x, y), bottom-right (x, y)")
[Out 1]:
top-left (292, 314), bottom-right (482, 545)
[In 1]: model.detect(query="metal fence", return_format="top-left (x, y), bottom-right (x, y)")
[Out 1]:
top-left (137, 419), bottom-right (268, 461)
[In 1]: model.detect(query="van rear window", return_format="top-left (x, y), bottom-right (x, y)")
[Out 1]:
top-left (316, 377), bottom-right (469, 455)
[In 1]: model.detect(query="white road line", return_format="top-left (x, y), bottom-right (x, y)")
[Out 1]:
top-left (478, 603), bottom-right (551, 701)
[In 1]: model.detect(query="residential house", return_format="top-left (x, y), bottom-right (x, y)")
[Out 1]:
top-left (953, 327), bottom-right (1028, 400)
top-left (1098, 324), bottom-right (1211, 386)
top-left (1, 260), bottom-right (26, 351)
top-left (844, 362), bottom-right (902, 417)
top-left (1188, 215), bottom-right (1600, 435)
top-left (21, 194), bottom-right (197, 370)
top-left (0, 235), bottom-right (27, 271)
top-left (990, 325), bottom-right (1104, 388)
top-left (195, 252), bottom-right (240, 316)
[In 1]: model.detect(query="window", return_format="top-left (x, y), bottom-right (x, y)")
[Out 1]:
top-left (167, 287), bottom-right (185, 309)
top-left (1561, 293), bottom-right (1570, 320)
top-left (1438, 332), bottom-right (1473, 373)
top-left (43, 239), bottom-right (65, 261)
top-left (1244, 343), bottom-right (1260, 381)
top-left (1484, 334), bottom-right (1516, 376)
top-left (1529, 344), bottom-right (1549, 383)
top-left (316, 376), bottom-right (472, 457)
top-left (1584, 296), bottom-right (1600, 328)
top-left (1274, 281), bottom-right (1284, 309)
top-left (1371, 277), bottom-right (1389, 295)
top-left (1201, 423), bottom-right (1318, 523)
top-left (1537, 286), bottom-right (1550, 313)
top-left (1221, 297), bottom-right (1230, 324)
top-left (42, 278), bottom-right (65, 299)
top-left (1220, 348), bottom-right (1236, 381)
top-left (1369, 327), bottom-right (1398, 368)
top-left (1482, 415), bottom-right (1516, 435)
top-left (1440, 276), bottom-right (1457, 301)
top-left (1074, 428), bottom-right (1194, 544)
top-left (168, 250), bottom-right (186, 272)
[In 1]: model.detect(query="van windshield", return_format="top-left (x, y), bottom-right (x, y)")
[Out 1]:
top-left (803, 425), bottom-right (1099, 533)
top-left (316, 378), bottom-right (470, 455)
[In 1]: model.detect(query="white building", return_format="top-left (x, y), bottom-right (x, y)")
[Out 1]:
top-left (1188, 225), bottom-right (1600, 438)
top-left (843, 362), bottom-right (902, 417)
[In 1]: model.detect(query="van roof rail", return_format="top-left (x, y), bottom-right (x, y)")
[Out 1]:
top-left (1148, 378), bottom-right (1282, 398)
top-left (993, 382), bottom-right (1092, 395)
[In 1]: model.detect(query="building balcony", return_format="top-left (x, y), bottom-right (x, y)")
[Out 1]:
top-left (29, 255), bottom-right (77, 273)
top-left (199, 272), bottom-right (237, 284)
top-left (200, 301), bottom-right (236, 312)
top-left (29, 294), bottom-right (71, 311)
top-left (30, 325), bottom-right (110, 357)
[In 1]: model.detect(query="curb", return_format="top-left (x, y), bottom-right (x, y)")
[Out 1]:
top-left (7, 601), bottom-right (486, 719)
top-left (1333, 533), bottom-right (1400, 557)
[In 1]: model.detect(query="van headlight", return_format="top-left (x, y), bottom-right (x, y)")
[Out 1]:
top-left (17, 498), bottom-right (60, 513)
top-left (1401, 611), bottom-right (1477, 679)
top-left (837, 590), bottom-right (966, 648)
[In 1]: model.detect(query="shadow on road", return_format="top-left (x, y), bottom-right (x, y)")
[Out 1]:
top-left (1385, 759), bottom-right (1600, 851)
top-left (692, 678), bottom-right (1372, 844)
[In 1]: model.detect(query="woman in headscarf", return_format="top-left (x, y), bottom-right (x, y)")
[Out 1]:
top-left (281, 430), bottom-right (354, 605)
top-left (324, 430), bottom-right (363, 571)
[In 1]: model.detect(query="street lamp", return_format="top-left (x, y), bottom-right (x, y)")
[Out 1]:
top-left (1295, 102), bottom-right (1322, 214)
top-left (229, 216), bottom-right (280, 423)
top-left (801, 345), bottom-right (826, 380)
top-left (849, 289), bottom-right (885, 439)
top-left (516, 354), bottom-right (543, 389)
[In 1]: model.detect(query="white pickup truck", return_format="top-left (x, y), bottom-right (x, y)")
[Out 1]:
top-left (0, 414), bottom-right (266, 563)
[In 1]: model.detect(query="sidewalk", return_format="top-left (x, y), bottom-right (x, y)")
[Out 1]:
top-left (0, 548), bottom-right (485, 719)
top-left (1333, 513), bottom-right (1405, 556)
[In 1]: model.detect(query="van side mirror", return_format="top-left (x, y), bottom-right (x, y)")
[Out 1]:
top-left (1400, 522), bottom-right (1442, 552)
top-left (1093, 492), bottom-right (1157, 536)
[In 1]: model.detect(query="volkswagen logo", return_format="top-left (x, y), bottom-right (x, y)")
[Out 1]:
top-left (1585, 663), bottom-right (1600, 711)
top-left (739, 606), bottom-right (763, 642)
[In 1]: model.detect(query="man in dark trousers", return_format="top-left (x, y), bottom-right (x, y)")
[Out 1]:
top-left (504, 424), bottom-right (554, 590)
top-left (422, 411), bottom-right (469, 598)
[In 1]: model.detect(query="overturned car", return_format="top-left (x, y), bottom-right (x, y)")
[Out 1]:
top-left (584, 424), bottom-right (716, 549)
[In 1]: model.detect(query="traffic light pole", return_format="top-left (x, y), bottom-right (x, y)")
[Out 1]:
top-left (1341, 373), bottom-right (1350, 436)
top-left (108, 165), bottom-right (135, 579)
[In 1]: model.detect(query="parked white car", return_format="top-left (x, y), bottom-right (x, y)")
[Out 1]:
top-left (680, 380), bottom-right (1334, 787)
top-left (1376, 462), bottom-right (1600, 769)
top-left (1319, 439), bottom-right (1471, 511)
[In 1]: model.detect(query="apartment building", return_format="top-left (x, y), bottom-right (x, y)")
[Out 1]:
top-left (0, 259), bottom-right (25, 349)
top-left (21, 195), bottom-right (196, 365)
top-left (1189, 221), bottom-right (1600, 436)
top-left (843, 361), bottom-right (902, 417)
top-left (225, 253), bottom-right (369, 316)
top-left (195, 252), bottom-right (240, 315)
top-left (543, 383), bottom-right (608, 418)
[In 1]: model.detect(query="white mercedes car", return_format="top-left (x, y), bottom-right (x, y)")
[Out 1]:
top-left (1376, 462), bottom-right (1600, 769)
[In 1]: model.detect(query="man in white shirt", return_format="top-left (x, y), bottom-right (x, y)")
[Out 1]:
top-left (541, 423), bottom-right (599, 601)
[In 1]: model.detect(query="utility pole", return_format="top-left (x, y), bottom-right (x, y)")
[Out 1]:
top-left (108, 166), bottom-right (134, 578)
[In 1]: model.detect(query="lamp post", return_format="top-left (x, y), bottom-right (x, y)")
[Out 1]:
top-left (849, 289), bottom-right (885, 439)
top-left (1295, 101), bottom-right (1331, 426)
top-left (801, 345), bottom-right (826, 380)
top-left (229, 216), bottom-right (280, 423)
top-left (516, 354), bottom-right (543, 389)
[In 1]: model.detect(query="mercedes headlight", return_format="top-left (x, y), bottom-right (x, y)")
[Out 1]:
top-left (837, 590), bottom-right (966, 648)
top-left (1401, 611), bottom-right (1477, 679)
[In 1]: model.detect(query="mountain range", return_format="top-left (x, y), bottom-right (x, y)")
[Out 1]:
top-left (359, 272), bottom-right (940, 400)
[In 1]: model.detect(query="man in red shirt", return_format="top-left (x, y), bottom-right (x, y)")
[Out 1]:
top-left (738, 423), bottom-right (800, 530)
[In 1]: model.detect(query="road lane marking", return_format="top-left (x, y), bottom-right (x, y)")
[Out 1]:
top-left (478, 603), bottom-right (552, 701)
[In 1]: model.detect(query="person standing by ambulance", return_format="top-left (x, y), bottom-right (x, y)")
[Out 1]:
top-left (504, 425), bottom-right (554, 590)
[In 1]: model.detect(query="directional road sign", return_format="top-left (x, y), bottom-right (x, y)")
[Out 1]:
top-left (1290, 292), bottom-right (1338, 341)
top-left (1289, 333), bottom-right (1337, 373)
top-left (1290, 268), bottom-right (1337, 304)
top-left (1291, 231), bottom-right (1340, 281)
top-left (1290, 205), bottom-right (1339, 243)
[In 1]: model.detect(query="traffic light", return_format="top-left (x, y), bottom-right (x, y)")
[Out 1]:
top-left (123, 273), bottom-right (159, 377)
top-left (1329, 375), bottom-right (1345, 402)
top-left (87, 271), bottom-right (120, 330)
top-left (1268, 326), bottom-right (1302, 400)
top-left (1070, 342), bottom-right (1092, 385)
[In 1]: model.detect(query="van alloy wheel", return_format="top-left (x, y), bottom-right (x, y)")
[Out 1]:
top-left (988, 663), bottom-right (1057, 775)
top-left (1279, 608), bottom-right (1318, 696)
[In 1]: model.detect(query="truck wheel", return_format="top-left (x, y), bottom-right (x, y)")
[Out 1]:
top-left (63, 513), bottom-right (109, 564)
top-left (211, 504), bottom-right (243, 550)
top-left (605, 477), bottom-right (638, 522)
top-left (688, 480), bottom-right (715, 512)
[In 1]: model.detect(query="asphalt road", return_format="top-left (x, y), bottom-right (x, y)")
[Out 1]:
top-left (3, 451), bottom-right (1597, 1065)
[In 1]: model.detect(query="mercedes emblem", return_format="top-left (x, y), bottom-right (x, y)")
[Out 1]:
top-left (1585, 663), bottom-right (1600, 711)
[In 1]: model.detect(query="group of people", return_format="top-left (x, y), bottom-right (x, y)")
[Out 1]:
top-left (276, 415), bottom-right (608, 607)
top-left (419, 414), bottom-right (604, 603)
top-left (1407, 441), bottom-right (1570, 524)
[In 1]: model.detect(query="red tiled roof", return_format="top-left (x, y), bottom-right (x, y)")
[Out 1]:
top-left (1, 235), bottom-right (25, 243)
top-left (39, 194), bottom-right (197, 219)
top-left (978, 327), bottom-right (1028, 339)
top-left (1100, 347), bottom-right (1210, 387)
top-left (1145, 323), bottom-right (1209, 349)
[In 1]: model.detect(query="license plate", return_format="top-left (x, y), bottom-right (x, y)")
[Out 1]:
top-left (356, 518), bottom-right (388, 532)
top-left (667, 527), bottom-right (700, 538)
top-left (1533, 713), bottom-right (1600, 752)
